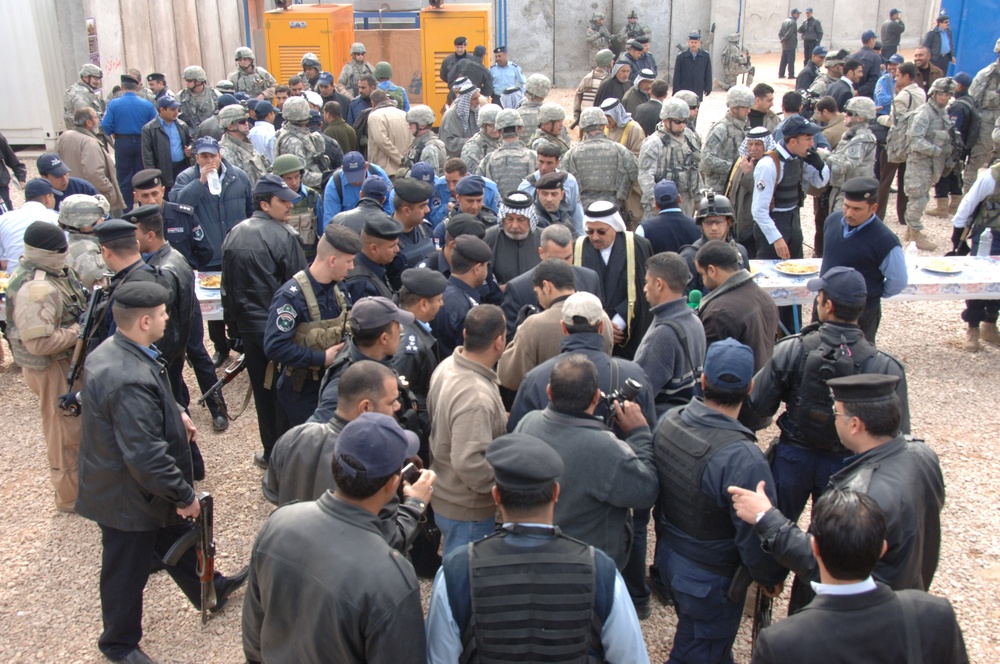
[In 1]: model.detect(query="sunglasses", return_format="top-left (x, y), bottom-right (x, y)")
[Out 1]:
top-left (585, 227), bottom-right (609, 236)
top-left (844, 111), bottom-right (854, 117)
top-left (237, 119), bottom-right (249, 124)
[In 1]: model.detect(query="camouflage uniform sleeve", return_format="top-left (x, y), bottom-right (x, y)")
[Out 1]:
top-left (423, 141), bottom-right (448, 176)
top-left (617, 144), bottom-right (639, 202)
top-left (71, 244), bottom-right (109, 290)
top-left (637, 135), bottom-right (663, 212)
top-left (13, 279), bottom-right (79, 356)
top-left (908, 107), bottom-right (941, 157)
top-left (700, 123), bottom-right (733, 178)
top-left (460, 140), bottom-right (484, 175)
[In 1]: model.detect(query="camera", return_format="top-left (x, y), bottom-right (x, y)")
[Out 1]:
top-left (600, 378), bottom-right (642, 427)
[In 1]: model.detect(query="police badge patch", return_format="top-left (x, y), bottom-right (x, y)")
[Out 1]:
top-left (277, 304), bottom-right (297, 317)
top-left (193, 226), bottom-right (205, 241)
top-left (756, 181), bottom-right (766, 191)
top-left (276, 312), bottom-right (296, 332)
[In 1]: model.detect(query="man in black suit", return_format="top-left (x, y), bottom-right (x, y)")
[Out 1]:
top-left (501, 223), bottom-right (602, 339)
top-left (751, 488), bottom-right (967, 664)
top-left (634, 79), bottom-right (669, 136)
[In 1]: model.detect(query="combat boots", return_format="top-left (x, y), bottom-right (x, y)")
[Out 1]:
top-left (927, 198), bottom-right (950, 218)
top-left (910, 229), bottom-right (938, 251)
top-left (964, 326), bottom-right (981, 352)
top-left (981, 322), bottom-right (1000, 346)
top-left (949, 194), bottom-right (963, 214)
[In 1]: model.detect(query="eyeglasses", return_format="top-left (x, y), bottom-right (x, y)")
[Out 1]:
top-left (585, 227), bottom-right (609, 236)
top-left (669, 119), bottom-right (687, 125)
top-left (832, 409), bottom-right (852, 419)
top-left (701, 218), bottom-right (729, 227)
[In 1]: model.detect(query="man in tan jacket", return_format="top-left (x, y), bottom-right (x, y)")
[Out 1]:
top-left (56, 107), bottom-right (125, 215)
top-left (366, 89), bottom-right (411, 175)
top-left (427, 304), bottom-right (508, 556)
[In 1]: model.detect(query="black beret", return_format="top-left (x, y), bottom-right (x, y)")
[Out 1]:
top-left (114, 281), bottom-right (172, 308)
top-left (94, 218), bottom-right (139, 244)
top-left (452, 235), bottom-right (492, 262)
top-left (494, 46), bottom-right (508, 53)
top-left (121, 74), bottom-right (139, 86)
top-left (147, 73), bottom-right (166, 82)
top-left (393, 177), bottom-right (435, 204)
top-left (828, 374), bottom-right (900, 403)
top-left (122, 204), bottom-right (163, 226)
top-left (131, 169), bottom-right (163, 190)
top-left (362, 214), bottom-right (405, 240)
top-left (455, 175), bottom-right (485, 196)
top-left (401, 268), bottom-right (448, 297)
top-left (486, 433), bottom-right (563, 490)
top-left (842, 177), bottom-right (880, 202)
top-left (501, 190), bottom-right (534, 210)
top-left (323, 224), bottom-right (362, 254)
top-left (454, 36), bottom-right (468, 45)
top-left (446, 213), bottom-right (486, 239)
top-left (23, 221), bottom-right (68, 252)
top-left (535, 171), bottom-right (567, 190)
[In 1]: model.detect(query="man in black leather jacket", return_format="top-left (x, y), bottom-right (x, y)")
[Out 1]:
top-left (221, 175), bottom-right (307, 467)
top-left (77, 281), bottom-right (247, 664)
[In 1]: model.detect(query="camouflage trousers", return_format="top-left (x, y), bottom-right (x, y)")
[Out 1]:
top-left (963, 109), bottom-right (998, 193)
top-left (903, 157), bottom-right (939, 231)
top-left (23, 359), bottom-right (81, 511)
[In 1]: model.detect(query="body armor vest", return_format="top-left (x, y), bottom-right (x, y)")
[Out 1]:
top-left (767, 150), bottom-right (804, 209)
top-left (286, 270), bottom-right (347, 387)
top-left (6, 267), bottom-right (86, 370)
top-left (287, 189), bottom-right (318, 246)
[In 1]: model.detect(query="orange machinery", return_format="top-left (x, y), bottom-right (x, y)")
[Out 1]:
top-left (264, 4), bottom-right (355, 85)
top-left (420, 4), bottom-right (492, 124)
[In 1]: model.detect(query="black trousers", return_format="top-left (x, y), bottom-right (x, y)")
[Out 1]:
top-left (242, 332), bottom-right (287, 458)
top-left (208, 319), bottom-right (229, 357)
top-left (186, 306), bottom-right (224, 419)
top-left (114, 135), bottom-right (143, 211)
top-left (803, 40), bottom-right (818, 66)
top-left (882, 44), bottom-right (899, 60)
top-left (755, 208), bottom-right (804, 334)
top-left (877, 154), bottom-right (907, 224)
top-left (0, 184), bottom-right (11, 212)
top-left (934, 170), bottom-right (963, 198)
top-left (812, 190), bottom-right (831, 257)
top-left (276, 377), bottom-right (322, 428)
top-left (963, 300), bottom-right (1000, 326)
top-left (98, 522), bottom-right (222, 660)
top-left (779, 48), bottom-right (797, 77)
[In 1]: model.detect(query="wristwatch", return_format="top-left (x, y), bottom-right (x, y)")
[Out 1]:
top-left (754, 509), bottom-right (770, 524)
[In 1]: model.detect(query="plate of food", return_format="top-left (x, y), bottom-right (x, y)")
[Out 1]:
top-left (774, 260), bottom-right (821, 276)
top-left (0, 271), bottom-right (9, 295)
top-left (921, 258), bottom-right (962, 274)
top-left (198, 274), bottom-right (222, 290)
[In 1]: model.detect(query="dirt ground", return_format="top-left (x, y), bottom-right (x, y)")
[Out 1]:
top-left (1, 48), bottom-right (998, 663)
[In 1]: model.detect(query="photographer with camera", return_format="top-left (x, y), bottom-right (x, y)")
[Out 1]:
top-left (514, 354), bottom-right (657, 575)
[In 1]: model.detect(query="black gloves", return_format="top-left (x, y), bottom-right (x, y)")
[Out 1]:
top-left (803, 149), bottom-right (826, 173)
top-left (228, 337), bottom-right (244, 354)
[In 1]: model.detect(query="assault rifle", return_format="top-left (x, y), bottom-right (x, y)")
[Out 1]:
top-left (163, 492), bottom-right (217, 623)
top-left (197, 354), bottom-right (248, 420)
top-left (59, 285), bottom-right (107, 416)
top-left (751, 584), bottom-right (773, 650)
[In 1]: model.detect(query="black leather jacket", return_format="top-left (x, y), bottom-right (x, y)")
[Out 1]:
top-left (76, 332), bottom-right (195, 531)
top-left (221, 211), bottom-right (308, 335)
top-left (146, 243), bottom-right (194, 364)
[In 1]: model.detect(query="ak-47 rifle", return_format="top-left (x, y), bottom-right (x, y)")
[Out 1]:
top-left (59, 285), bottom-right (107, 416)
top-left (751, 584), bottom-right (773, 651)
top-left (163, 492), bottom-right (216, 623)
top-left (197, 354), bottom-right (249, 421)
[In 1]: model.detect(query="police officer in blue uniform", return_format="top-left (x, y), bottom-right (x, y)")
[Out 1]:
top-left (264, 224), bottom-right (361, 428)
top-left (101, 74), bottom-right (157, 211)
top-left (432, 174), bottom-right (500, 246)
top-left (420, 214), bottom-right (504, 306)
top-left (132, 169), bottom-right (214, 269)
top-left (430, 235), bottom-right (494, 359)
top-left (392, 178), bottom-right (436, 268)
top-left (343, 215), bottom-right (404, 302)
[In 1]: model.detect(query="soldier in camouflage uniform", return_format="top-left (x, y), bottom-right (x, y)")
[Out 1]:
top-left (274, 97), bottom-right (330, 190)
top-left (700, 85), bottom-right (752, 193)
top-left (561, 107), bottom-right (638, 211)
top-left (218, 104), bottom-right (269, 185)
top-left (216, 79), bottom-right (236, 96)
top-left (403, 105), bottom-right (447, 176)
top-left (64, 63), bottom-right (106, 130)
top-left (517, 74), bottom-right (553, 146)
top-left (720, 34), bottom-right (755, 90)
top-left (479, 110), bottom-right (538, 196)
top-left (298, 53), bottom-right (323, 91)
top-left (904, 77), bottom-right (957, 250)
top-left (809, 49), bottom-right (848, 98)
top-left (339, 43), bottom-right (377, 98)
top-left (177, 66), bottom-right (220, 131)
top-left (5, 222), bottom-right (88, 511)
top-left (271, 154), bottom-right (322, 261)
top-left (461, 104), bottom-right (503, 174)
top-left (639, 99), bottom-right (703, 217)
top-left (587, 13), bottom-right (613, 67)
top-left (57, 194), bottom-right (109, 289)
top-left (964, 39), bottom-right (1000, 192)
top-left (619, 10), bottom-right (652, 42)
top-left (229, 47), bottom-right (277, 99)
top-left (574, 49), bottom-right (614, 130)
top-left (826, 97), bottom-right (879, 213)
top-left (528, 102), bottom-right (572, 156)
top-left (672, 90), bottom-right (701, 132)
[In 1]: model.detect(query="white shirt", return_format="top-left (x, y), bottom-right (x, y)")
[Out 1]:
top-left (751, 142), bottom-right (830, 244)
top-left (0, 201), bottom-right (60, 268)
top-left (952, 167), bottom-right (997, 228)
top-left (248, 120), bottom-right (276, 163)
top-left (811, 576), bottom-right (877, 596)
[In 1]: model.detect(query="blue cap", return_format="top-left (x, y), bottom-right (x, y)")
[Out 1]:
top-left (808, 266), bottom-right (868, 305)
top-left (234, 91), bottom-right (250, 102)
top-left (409, 162), bottom-right (436, 183)
top-left (24, 178), bottom-right (56, 199)
top-left (217, 93), bottom-right (238, 110)
top-left (334, 412), bottom-right (418, 478)
top-left (954, 71), bottom-right (972, 88)
top-left (317, 71), bottom-right (335, 86)
top-left (805, 7), bottom-right (813, 11)
top-left (360, 177), bottom-right (388, 200)
top-left (308, 109), bottom-right (323, 126)
top-left (704, 338), bottom-right (755, 390)
top-left (255, 100), bottom-right (274, 117)
top-left (342, 151), bottom-right (366, 184)
top-left (812, 45), bottom-right (828, 56)
top-left (157, 95), bottom-right (181, 110)
top-left (862, 29), bottom-right (877, 42)
top-left (654, 179), bottom-right (679, 207)
top-left (253, 173), bottom-right (300, 201)
top-left (194, 136), bottom-right (220, 155)
top-left (888, 53), bottom-right (905, 64)
top-left (36, 153), bottom-right (70, 176)
top-left (455, 174), bottom-right (485, 196)
top-left (790, 8), bottom-right (800, 14)
top-left (781, 115), bottom-right (822, 138)
top-left (246, 99), bottom-right (260, 111)
top-left (890, 8), bottom-right (900, 15)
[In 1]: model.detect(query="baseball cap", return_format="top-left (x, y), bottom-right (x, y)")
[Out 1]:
top-left (194, 136), bottom-right (220, 155)
top-left (409, 162), bottom-right (436, 184)
top-left (334, 412), bottom-right (419, 478)
top-left (654, 180), bottom-right (680, 207)
top-left (703, 338), bottom-right (755, 390)
top-left (360, 177), bottom-right (388, 200)
top-left (253, 173), bottom-right (300, 202)
top-left (255, 100), bottom-right (274, 117)
top-left (37, 153), bottom-right (70, 177)
top-left (25, 178), bottom-right (57, 199)
top-left (317, 71), bottom-right (334, 86)
top-left (157, 96), bottom-right (182, 110)
top-left (350, 296), bottom-right (415, 330)
top-left (813, 45), bottom-right (828, 56)
top-left (561, 292), bottom-right (604, 326)
top-left (807, 266), bottom-right (868, 305)
top-left (888, 54), bottom-right (905, 64)
top-left (342, 152), bottom-right (366, 184)
top-left (862, 29), bottom-right (877, 42)
top-left (781, 115), bottom-right (822, 138)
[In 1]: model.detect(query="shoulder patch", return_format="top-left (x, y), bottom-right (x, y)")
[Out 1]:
top-left (276, 312), bottom-right (296, 332)
top-left (277, 303), bottom-right (297, 316)
top-left (192, 226), bottom-right (205, 241)
top-left (756, 181), bottom-right (766, 191)
top-left (175, 204), bottom-right (194, 214)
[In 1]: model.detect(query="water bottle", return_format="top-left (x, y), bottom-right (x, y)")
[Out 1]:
top-left (206, 169), bottom-right (222, 196)
top-left (977, 228), bottom-right (993, 258)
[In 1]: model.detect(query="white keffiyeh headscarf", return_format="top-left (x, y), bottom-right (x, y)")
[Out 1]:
top-left (601, 98), bottom-right (632, 127)
top-left (739, 127), bottom-right (776, 157)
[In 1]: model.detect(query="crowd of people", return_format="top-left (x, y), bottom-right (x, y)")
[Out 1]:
top-left (0, 12), bottom-right (996, 663)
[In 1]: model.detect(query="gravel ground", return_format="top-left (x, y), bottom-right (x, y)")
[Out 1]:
top-left (1, 51), bottom-right (998, 662)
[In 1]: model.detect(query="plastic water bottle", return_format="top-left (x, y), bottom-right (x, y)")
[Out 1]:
top-left (977, 228), bottom-right (993, 258)
top-left (206, 169), bottom-right (222, 196)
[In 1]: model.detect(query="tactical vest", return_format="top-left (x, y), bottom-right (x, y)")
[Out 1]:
top-left (654, 408), bottom-right (741, 554)
top-left (5, 267), bottom-right (86, 370)
top-left (973, 163), bottom-right (1000, 232)
top-left (766, 150), bottom-right (804, 210)
top-left (461, 527), bottom-right (604, 664)
top-left (580, 72), bottom-right (607, 111)
top-left (285, 271), bottom-right (347, 388)
top-left (287, 188), bottom-right (318, 246)
top-left (782, 323), bottom-right (878, 453)
top-left (399, 226), bottom-right (436, 268)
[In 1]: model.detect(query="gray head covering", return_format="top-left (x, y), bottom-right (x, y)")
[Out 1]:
top-left (454, 86), bottom-right (479, 130)
top-left (601, 98), bottom-right (632, 128)
top-left (610, 61), bottom-right (630, 78)
top-left (500, 87), bottom-right (525, 109)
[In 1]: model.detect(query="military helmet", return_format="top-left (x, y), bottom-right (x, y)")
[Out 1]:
top-left (728, 33), bottom-right (740, 43)
top-left (660, 98), bottom-right (691, 121)
top-left (350, 42), bottom-right (367, 55)
top-left (579, 107), bottom-right (608, 129)
top-left (929, 77), bottom-right (958, 94)
top-left (595, 49), bottom-right (615, 68)
top-left (271, 154), bottom-right (306, 176)
top-left (628, 10), bottom-right (638, 18)
top-left (374, 61), bottom-right (393, 79)
top-left (477, 103), bottom-right (502, 126)
top-left (406, 105), bottom-right (436, 127)
top-left (301, 52), bottom-right (321, 69)
top-left (282, 96), bottom-right (311, 123)
top-left (673, 90), bottom-right (700, 109)
top-left (79, 63), bottom-right (103, 79)
top-left (495, 109), bottom-right (525, 131)
top-left (235, 47), bottom-right (255, 62)
top-left (216, 79), bottom-right (236, 93)
top-left (59, 194), bottom-right (106, 229)
top-left (218, 104), bottom-right (249, 128)
top-left (537, 102), bottom-right (566, 124)
top-left (695, 191), bottom-right (735, 221)
top-left (524, 73), bottom-right (552, 99)
top-left (725, 84), bottom-right (754, 109)
top-left (183, 66), bottom-right (208, 82)
top-left (845, 96), bottom-right (877, 120)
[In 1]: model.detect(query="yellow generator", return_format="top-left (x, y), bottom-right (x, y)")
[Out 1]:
top-left (420, 4), bottom-right (493, 123)
top-left (264, 5), bottom-right (355, 86)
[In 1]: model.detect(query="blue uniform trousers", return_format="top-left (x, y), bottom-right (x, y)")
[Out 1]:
top-left (114, 135), bottom-right (143, 211)
top-left (770, 441), bottom-right (849, 522)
